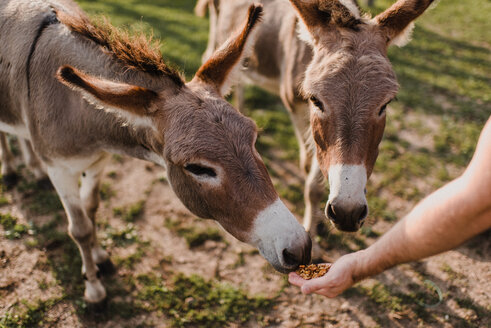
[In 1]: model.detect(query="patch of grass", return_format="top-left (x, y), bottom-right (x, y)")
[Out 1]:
top-left (362, 283), bottom-right (405, 313)
top-left (164, 218), bottom-right (223, 248)
top-left (107, 171), bottom-right (117, 179)
top-left (15, 178), bottom-right (63, 215)
top-left (275, 182), bottom-right (304, 205)
top-left (360, 226), bottom-right (381, 238)
top-left (0, 213), bottom-right (29, 240)
top-left (434, 118), bottom-right (482, 167)
top-left (100, 182), bottom-right (116, 201)
top-left (317, 223), bottom-right (367, 252)
top-left (0, 212), bottom-right (17, 230)
top-left (136, 273), bottom-right (274, 327)
top-left (368, 0), bottom-right (491, 124)
top-left (0, 298), bottom-right (61, 328)
top-left (28, 192), bottom-right (64, 215)
top-left (112, 154), bottom-right (124, 163)
top-left (113, 200), bottom-right (145, 222)
top-left (366, 190), bottom-right (398, 222)
top-left (249, 106), bottom-right (299, 162)
top-left (114, 242), bottom-right (150, 269)
top-left (455, 297), bottom-right (489, 319)
top-left (441, 263), bottom-right (464, 281)
top-left (0, 194), bottom-right (9, 206)
top-left (102, 223), bottom-right (139, 247)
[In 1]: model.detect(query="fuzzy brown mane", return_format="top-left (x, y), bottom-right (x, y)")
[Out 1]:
top-left (319, 0), bottom-right (363, 30)
top-left (56, 10), bottom-right (184, 86)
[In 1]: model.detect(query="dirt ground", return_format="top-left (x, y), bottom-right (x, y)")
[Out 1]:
top-left (1, 149), bottom-right (490, 327)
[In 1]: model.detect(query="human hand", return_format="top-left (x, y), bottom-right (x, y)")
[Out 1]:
top-left (288, 251), bottom-right (363, 297)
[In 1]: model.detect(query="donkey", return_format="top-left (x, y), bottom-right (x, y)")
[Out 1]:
top-left (0, 0), bottom-right (311, 304)
top-left (198, 0), bottom-right (435, 248)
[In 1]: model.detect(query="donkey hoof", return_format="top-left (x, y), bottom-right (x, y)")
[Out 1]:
top-left (2, 173), bottom-right (19, 190)
top-left (36, 177), bottom-right (53, 190)
top-left (97, 258), bottom-right (117, 276)
top-left (84, 279), bottom-right (107, 305)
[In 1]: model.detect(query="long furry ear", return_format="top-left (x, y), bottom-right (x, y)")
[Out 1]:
top-left (291, 0), bottom-right (362, 43)
top-left (193, 4), bottom-right (263, 96)
top-left (296, 19), bottom-right (315, 47)
top-left (375, 0), bottom-right (434, 45)
top-left (57, 65), bottom-right (159, 128)
top-left (389, 22), bottom-right (414, 47)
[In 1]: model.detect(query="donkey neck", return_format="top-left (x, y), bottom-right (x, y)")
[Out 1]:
top-left (27, 20), bottom-right (181, 166)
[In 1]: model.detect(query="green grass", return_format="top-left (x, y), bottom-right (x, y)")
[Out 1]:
top-left (0, 298), bottom-right (62, 328)
top-left (102, 223), bottom-right (140, 247)
top-left (136, 273), bottom-right (274, 327)
top-left (0, 213), bottom-right (29, 240)
top-left (113, 200), bottom-right (145, 222)
top-left (15, 177), bottom-right (63, 215)
top-left (100, 182), bottom-right (116, 201)
top-left (164, 218), bottom-right (223, 248)
top-left (371, 0), bottom-right (491, 122)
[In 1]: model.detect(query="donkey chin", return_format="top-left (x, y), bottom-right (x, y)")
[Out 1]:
top-left (248, 198), bottom-right (312, 273)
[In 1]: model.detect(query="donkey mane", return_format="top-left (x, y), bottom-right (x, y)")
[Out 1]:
top-left (55, 10), bottom-right (184, 86)
top-left (319, 0), bottom-right (363, 30)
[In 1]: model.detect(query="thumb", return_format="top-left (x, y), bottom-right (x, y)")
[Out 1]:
top-left (301, 277), bottom-right (328, 294)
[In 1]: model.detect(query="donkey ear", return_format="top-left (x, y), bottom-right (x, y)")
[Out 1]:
top-left (193, 4), bottom-right (263, 96)
top-left (290, 0), bottom-right (361, 42)
top-left (57, 65), bottom-right (159, 125)
top-left (375, 0), bottom-right (434, 46)
top-left (290, 0), bottom-right (331, 42)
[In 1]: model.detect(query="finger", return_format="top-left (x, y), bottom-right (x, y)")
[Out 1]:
top-left (301, 276), bottom-right (329, 294)
top-left (288, 272), bottom-right (306, 287)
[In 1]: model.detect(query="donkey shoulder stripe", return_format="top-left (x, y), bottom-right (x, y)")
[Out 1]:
top-left (26, 9), bottom-right (59, 100)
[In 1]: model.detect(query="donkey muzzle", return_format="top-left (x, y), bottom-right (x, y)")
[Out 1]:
top-left (250, 198), bottom-right (312, 273)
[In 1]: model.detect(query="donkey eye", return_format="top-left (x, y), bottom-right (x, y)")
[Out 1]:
top-left (309, 96), bottom-right (324, 112)
top-left (185, 164), bottom-right (217, 177)
top-left (378, 104), bottom-right (387, 116)
top-left (378, 100), bottom-right (392, 116)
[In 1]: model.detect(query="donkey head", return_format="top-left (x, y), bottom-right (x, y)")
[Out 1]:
top-left (57, 4), bottom-right (311, 272)
top-left (290, 0), bottom-right (434, 232)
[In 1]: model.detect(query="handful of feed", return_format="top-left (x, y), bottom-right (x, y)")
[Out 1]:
top-left (296, 263), bottom-right (332, 280)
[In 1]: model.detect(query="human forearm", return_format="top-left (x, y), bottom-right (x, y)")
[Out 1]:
top-left (354, 177), bottom-right (491, 281)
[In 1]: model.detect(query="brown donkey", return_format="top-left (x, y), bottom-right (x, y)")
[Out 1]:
top-left (199, 0), bottom-right (434, 249)
top-left (0, 0), bottom-right (311, 304)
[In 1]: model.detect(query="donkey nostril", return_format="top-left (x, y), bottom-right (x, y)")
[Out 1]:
top-left (327, 204), bottom-right (338, 222)
top-left (282, 248), bottom-right (301, 267)
top-left (358, 205), bottom-right (368, 222)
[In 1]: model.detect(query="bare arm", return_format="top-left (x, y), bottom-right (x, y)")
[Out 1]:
top-left (290, 117), bottom-right (491, 297)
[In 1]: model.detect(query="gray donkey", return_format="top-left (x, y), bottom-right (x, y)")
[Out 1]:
top-left (0, 0), bottom-right (311, 304)
top-left (197, 0), bottom-right (435, 255)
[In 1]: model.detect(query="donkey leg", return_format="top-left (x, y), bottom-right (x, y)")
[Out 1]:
top-left (302, 158), bottom-right (327, 260)
top-left (47, 165), bottom-right (106, 303)
top-left (0, 133), bottom-right (19, 188)
top-left (285, 102), bottom-right (312, 174)
top-left (80, 155), bottom-right (114, 275)
top-left (200, 0), bottom-right (218, 63)
top-left (18, 138), bottom-right (48, 182)
top-left (234, 82), bottom-right (246, 114)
